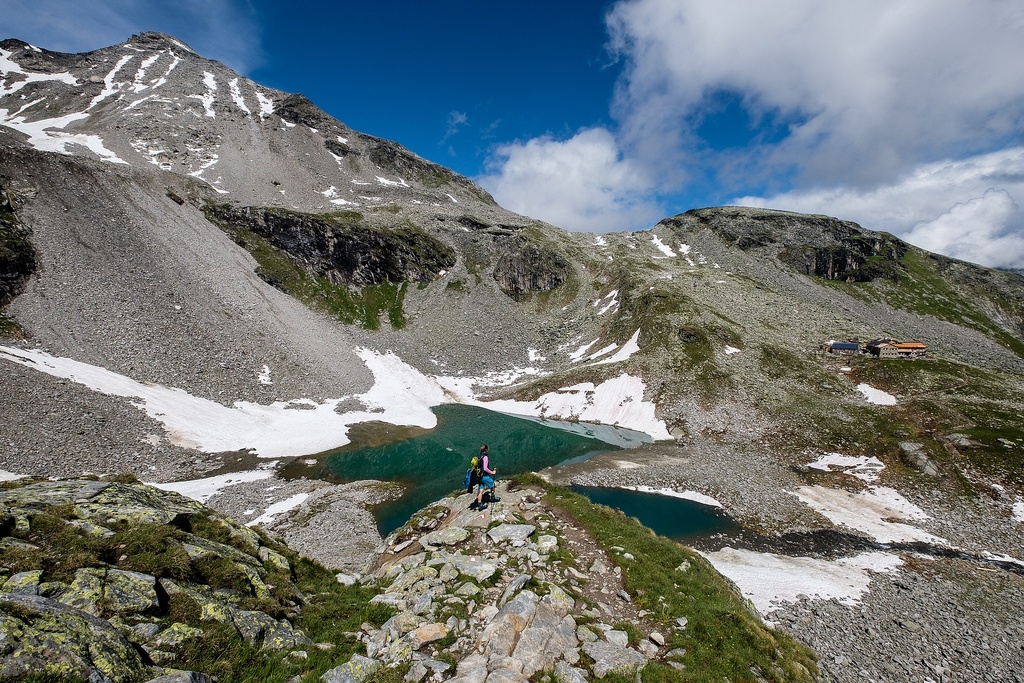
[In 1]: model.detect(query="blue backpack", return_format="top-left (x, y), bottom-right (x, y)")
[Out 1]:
top-left (463, 455), bottom-right (480, 492)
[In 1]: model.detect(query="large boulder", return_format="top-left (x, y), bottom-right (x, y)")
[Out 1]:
top-left (0, 593), bottom-right (150, 683)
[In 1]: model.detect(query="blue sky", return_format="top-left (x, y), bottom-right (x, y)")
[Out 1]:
top-left (4, 0), bottom-right (1024, 268)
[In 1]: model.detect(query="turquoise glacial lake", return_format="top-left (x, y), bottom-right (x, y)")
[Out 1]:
top-left (297, 403), bottom-right (735, 541)
top-left (315, 403), bottom-right (649, 536)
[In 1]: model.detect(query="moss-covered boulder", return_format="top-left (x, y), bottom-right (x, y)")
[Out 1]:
top-left (56, 567), bottom-right (160, 617)
top-left (0, 592), bottom-right (150, 683)
top-left (0, 478), bottom-right (318, 682)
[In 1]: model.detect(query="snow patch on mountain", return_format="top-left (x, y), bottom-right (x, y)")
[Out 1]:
top-left (150, 467), bottom-right (276, 503)
top-left (0, 49), bottom-right (129, 162)
top-left (651, 234), bottom-right (676, 257)
top-left (857, 383), bottom-right (897, 405)
top-left (0, 48), bottom-right (79, 95)
top-left (591, 329), bottom-right (641, 366)
top-left (256, 90), bottom-right (274, 119)
top-left (0, 342), bottom-right (670, 458)
top-left (189, 71), bottom-right (217, 118)
top-left (228, 78), bottom-right (250, 115)
top-left (805, 453), bottom-right (885, 483)
top-left (701, 547), bottom-right (903, 615)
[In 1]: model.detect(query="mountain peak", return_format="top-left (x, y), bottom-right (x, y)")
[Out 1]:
top-left (124, 31), bottom-right (196, 54)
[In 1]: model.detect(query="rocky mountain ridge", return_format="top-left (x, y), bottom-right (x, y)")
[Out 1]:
top-left (2, 32), bottom-right (1024, 683)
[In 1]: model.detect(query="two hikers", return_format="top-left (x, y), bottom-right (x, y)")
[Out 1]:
top-left (468, 444), bottom-right (499, 510)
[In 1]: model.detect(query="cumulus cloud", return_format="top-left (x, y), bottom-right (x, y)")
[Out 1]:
top-left (735, 147), bottom-right (1024, 269)
top-left (1, 0), bottom-right (263, 74)
top-left (606, 0), bottom-right (1024, 188)
top-left (477, 128), bottom-right (664, 233)
top-left (480, 0), bottom-right (1024, 261)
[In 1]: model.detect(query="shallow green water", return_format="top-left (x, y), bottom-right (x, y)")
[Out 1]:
top-left (319, 404), bottom-right (646, 536)
top-left (571, 486), bottom-right (740, 542)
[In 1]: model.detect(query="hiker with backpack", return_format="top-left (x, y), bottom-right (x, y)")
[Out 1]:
top-left (468, 444), bottom-right (498, 510)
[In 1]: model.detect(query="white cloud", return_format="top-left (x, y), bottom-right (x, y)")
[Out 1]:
top-left (1, 0), bottom-right (263, 74)
top-left (735, 147), bottom-right (1024, 268)
top-left (440, 110), bottom-right (468, 145)
top-left (477, 127), bottom-right (663, 232)
top-left (479, 0), bottom-right (1024, 255)
top-left (606, 0), bottom-right (1024, 188)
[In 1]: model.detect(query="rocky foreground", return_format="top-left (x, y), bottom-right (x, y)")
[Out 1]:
top-left (0, 476), bottom-right (818, 683)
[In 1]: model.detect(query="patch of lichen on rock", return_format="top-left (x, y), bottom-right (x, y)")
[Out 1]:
top-left (0, 478), bottom-right (320, 682)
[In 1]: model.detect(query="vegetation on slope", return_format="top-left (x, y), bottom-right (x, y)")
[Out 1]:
top-left (203, 204), bottom-right (435, 329)
top-left (0, 476), bottom-right (396, 683)
top-left (519, 475), bottom-right (819, 683)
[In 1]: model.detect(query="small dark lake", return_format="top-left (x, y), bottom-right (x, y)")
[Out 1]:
top-left (570, 486), bottom-right (741, 543)
top-left (287, 403), bottom-right (650, 536)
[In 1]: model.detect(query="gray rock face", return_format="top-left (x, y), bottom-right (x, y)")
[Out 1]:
top-left (0, 184), bottom-right (36, 308)
top-left (321, 654), bottom-right (381, 683)
top-left (0, 593), bottom-right (150, 683)
top-left (492, 236), bottom-right (572, 295)
top-left (486, 524), bottom-right (536, 546)
top-left (203, 204), bottom-right (457, 287)
top-left (583, 639), bottom-right (649, 678)
top-left (0, 479), bottom-right (314, 681)
top-left (899, 441), bottom-right (941, 476)
top-left (352, 484), bottom-right (663, 682)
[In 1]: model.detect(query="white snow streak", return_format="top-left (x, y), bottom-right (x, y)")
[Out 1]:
top-left (805, 453), bottom-right (885, 483)
top-left (592, 329), bottom-right (641, 366)
top-left (569, 339), bottom-right (599, 362)
top-left (791, 485), bottom-right (946, 545)
top-left (0, 48), bottom-right (79, 96)
top-left (856, 383), bottom-right (897, 405)
top-left (0, 50), bottom-right (129, 163)
top-left (188, 71), bottom-right (217, 118)
top-left (246, 493), bottom-right (309, 527)
top-left (228, 78), bottom-right (250, 115)
top-left (651, 234), bottom-right (676, 257)
top-left (256, 90), bottom-right (274, 119)
top-left (131, 54), bottom-right (161, 93)
top-left (0, 330), bottom-right (669, 461)
top-left (623, 485), bottom-right (723, 508)
top-left (150, 468), bottom-right (274, 503)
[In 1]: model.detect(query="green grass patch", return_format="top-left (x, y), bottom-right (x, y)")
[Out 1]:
top-left (212, 221), bottom-right (408, 330)
top-left (164, 556), bottom-right (400, 683)
top-left (514, 475), bottom-right (818, 682)
top-left (847, 358), bottom-right (1024, 485)
top-left (0, 312), bottom-right (26, 338)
